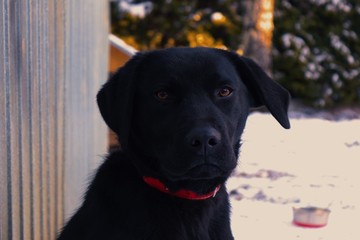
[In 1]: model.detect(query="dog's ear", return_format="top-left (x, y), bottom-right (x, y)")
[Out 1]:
top-left (97, 53), bottom-right (144, 149)
top-left (226, 52), bottom-right (291, 129)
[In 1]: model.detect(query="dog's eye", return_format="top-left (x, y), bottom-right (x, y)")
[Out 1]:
top-left (155, 90), bottom-right (169, 101)
top-left (218, 87), bottom-right (233, 97)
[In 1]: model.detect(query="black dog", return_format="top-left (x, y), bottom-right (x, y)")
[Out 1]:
top-left (58, 47), bottom-right (290, 240)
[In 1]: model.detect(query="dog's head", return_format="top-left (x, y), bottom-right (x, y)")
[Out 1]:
top-left (97, 47), bottom-right (290, 194)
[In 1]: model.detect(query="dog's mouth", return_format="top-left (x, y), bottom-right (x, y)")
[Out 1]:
top-left (162, 163), bottom-right (230, 182)
top-left (163, 167), bottom-right (228, 195)
top-left (185, 164), bottom-right (224, 180)
top-left (140, 162), bottom-right (234, 195)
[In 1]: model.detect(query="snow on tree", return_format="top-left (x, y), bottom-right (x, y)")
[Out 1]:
top-left (273, 0), bottom-right (360, 107)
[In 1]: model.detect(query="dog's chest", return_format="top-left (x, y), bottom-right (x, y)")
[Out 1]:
top-left (143, 199), bottom-right (217, 240)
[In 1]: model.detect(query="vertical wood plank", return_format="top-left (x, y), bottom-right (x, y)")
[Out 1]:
top-left (8, 0), bottom-right (22, 239)
top-left (29, 0), bottom-right (42, 238)
top-left (0, 1), bottom-right (10, 239)
top-left (54, 0), bottom-right (66, 233)
top-left (46, 1), bottom-right (57, 238)
top-left (17, 0), bottom-right (32, 238)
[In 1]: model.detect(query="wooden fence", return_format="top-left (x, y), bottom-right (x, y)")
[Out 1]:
top-left (0, 1), bottom-right (109, 239)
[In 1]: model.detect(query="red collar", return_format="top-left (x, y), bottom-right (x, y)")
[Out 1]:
top-left (143, 176), bottom-right (221, 200)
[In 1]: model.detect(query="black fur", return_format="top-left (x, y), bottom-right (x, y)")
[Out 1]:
top-left (58, 47), bottom-right (290, 240)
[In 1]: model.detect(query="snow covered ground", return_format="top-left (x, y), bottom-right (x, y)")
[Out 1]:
top-left (228, 112), bottom-right (360, 240)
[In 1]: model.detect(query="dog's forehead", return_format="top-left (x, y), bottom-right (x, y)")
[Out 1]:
top-left (138, 48), bottom-right (238, 86)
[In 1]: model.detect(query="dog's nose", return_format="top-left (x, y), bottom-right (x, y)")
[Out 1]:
top-left (186, 127), bottom-right (221, 153)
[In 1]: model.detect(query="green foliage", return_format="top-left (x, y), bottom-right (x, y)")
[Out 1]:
top-left (273, 0), bottom-right (360, 107)
top-left (111, 0), bottom-right (243, 50)
top-left (112, 0), bottom-right (360, 108)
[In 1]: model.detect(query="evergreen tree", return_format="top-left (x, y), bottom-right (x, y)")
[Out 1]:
top-left (111, 0), bottom-right (360, 108)
top-left (273, 0), bottom-right (360, 107)
top-left (111, 0), bottom-right (243, 50)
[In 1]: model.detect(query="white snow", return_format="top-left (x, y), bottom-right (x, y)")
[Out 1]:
top-left (118, 0), bottom-right (153, 18)
top-left (309, 0), bottom-right (352, 12)
top-left (281, 33), bottom-right (306, 49)
top-left (229, 112), bottom-right (360, 240)
top-left (330, 34), bottom-right (353, 61)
